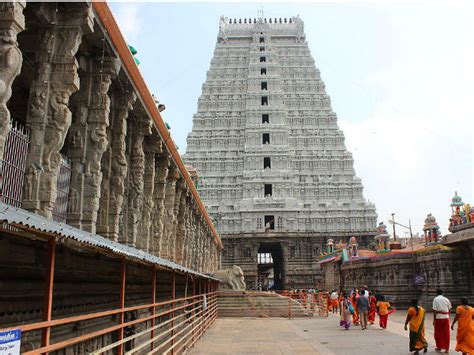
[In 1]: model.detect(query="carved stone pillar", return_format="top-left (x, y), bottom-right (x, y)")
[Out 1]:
top-left (96, 90), bottom-right (137, 241)
top-left (180, 192), bottom-right (192, 266)
top-left (23, 4), bottom-right (93, 219)
top-left (169, 179), bottom-right (185, 261)
top-left (187, 207), bottom-right (198, 269)
top-left (150, 152), bottom-right (169, 256)
top-left (124, 109), bottom-right (152, 247)
top-left (174, 188), bottom-right (188, 264)
top-left (162, 164), bottom-right (180, 259)
top-left (0, 1), bottom-right (25, 160)
top-left (137, 133), bottom-right (162, 252)
top-left (67, 57), bottom-right (119, 233)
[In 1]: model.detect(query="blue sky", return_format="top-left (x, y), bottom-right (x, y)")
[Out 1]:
top-left (110, 2), bottom-right (473, 235)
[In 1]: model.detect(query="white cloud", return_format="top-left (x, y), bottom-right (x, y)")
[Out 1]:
top-left (110, 3), bottom-right (140, 44)
top-left (340, 13), bottom-right (474, 235)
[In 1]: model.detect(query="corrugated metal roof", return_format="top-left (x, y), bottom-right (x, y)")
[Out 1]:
top-left (0, 202), bottom-right (217, 280)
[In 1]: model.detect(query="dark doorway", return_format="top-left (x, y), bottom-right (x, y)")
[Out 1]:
top-left (257, 243), bottom-right (284, 290)
top-left (264, 215), bottom-right (274, 230)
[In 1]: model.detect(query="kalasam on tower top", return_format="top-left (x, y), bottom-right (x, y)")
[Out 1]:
top-left (184, 16), bottom-right (377, 290)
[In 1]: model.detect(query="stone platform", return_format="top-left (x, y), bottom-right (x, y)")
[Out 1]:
top-left (188, 313), bottom-right (457, 354)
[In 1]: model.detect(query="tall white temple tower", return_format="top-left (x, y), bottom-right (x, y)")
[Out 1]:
top-left (184, 16), bottom-right (377, 289)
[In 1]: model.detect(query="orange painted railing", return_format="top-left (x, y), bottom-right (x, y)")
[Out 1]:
top-left (91, 2), bottom-right (222, 250)
top-left (0, 290), bottom-right (218, 354)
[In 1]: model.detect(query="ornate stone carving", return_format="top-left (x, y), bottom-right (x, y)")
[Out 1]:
top-left (138, 133), bottom-right (162, 252)
top-left (162, 164), bottom-right (180, 259)
top-left (67, 57), bottom-right (119, 232)
top-left (23, 3), bottom-right (93, 219)
top-left (150, 153), bottom-right (169, 256)
top-left (0, 1), bottom-right (25, 160)
top-left (97, 90), bottom-right (136, 241)
top-left (124, 109), bottom-right (152, 247)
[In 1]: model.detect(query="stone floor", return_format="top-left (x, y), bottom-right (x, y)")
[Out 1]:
top-left (188, 313), bottom-right (458, 355)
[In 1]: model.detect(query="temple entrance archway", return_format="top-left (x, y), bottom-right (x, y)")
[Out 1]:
top-left (257, 243), bottom-right (284, 290)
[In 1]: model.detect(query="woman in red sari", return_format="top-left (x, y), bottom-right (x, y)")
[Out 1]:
top-left (368, 292), bottom-right (377, 325)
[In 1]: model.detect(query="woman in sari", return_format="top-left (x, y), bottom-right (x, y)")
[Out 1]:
top-left (351, 290), bottom-right (360, 326)
top-left (404, 299), bottom-right (428, 354)
top-left (340, 294), bottom-right (352, 330)
top-left (368, 292), bottom-right (377, 325)
top-left (451, 297), bottom-right (474, 355)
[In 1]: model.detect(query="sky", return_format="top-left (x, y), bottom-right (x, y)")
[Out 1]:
top-left (110, 1), bottom-right (474, 236)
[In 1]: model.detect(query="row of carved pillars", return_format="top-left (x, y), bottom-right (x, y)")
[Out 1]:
top-left (0, 2), bottom-right (220, 272)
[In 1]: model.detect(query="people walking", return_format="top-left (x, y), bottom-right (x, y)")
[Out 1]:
top-left (330, 289), bottom-right (339, 314)
top-left (451, 297), bottom-right (474, 355)
top-left (340, 294), bottom-right (353, 330)
top-left (377, 295), bottom-right (391, 329)
top-left (433, 288), bottom-right (452, 353)
top-left (356, 290), bottom-right (370, 330)
top-left (350, 290), bottom-right (360, 326)
top-left (404, 299), bottom-right (428, 354)
top-left (368, 291), bottom-right (377, 325)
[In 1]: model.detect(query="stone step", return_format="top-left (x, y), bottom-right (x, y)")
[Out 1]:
top-left (217, 291), bottom-right (311, 318)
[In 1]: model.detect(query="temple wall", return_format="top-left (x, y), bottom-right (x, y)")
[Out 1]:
top-left (222, 233), bottom-right (376, 289)
top-left (321, 246), bottom-right (473, 310)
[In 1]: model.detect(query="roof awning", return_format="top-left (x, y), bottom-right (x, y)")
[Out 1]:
top-left (0, 202), bottom-right (217, 280)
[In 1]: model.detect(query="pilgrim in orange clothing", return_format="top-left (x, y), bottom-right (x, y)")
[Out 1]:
top-left (377, 296), bottom-right (391, 329)
top-left (350, 290), bottom-right (360, 325)
top-left (404, 299), bottom-right (428, 354)
top-left (451, 298), bottom-right (474, 355)
top-left (368, 293), bottom-right (377, 325)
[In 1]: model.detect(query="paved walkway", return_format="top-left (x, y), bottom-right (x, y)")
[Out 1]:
top-left (188, 313), bottom-right (458, 355)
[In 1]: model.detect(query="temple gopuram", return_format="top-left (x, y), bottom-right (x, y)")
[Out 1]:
top-left (319, 191), bottom-right (474, 309)
top-left (0, 2), bottom-right (221, 353)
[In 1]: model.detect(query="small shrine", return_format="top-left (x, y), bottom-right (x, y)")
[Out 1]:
top-left (423, 213), bottom-right (441, 245)
top-left (375, 222), bottom-right (390, 252)
top-left (449, 191), bottom-right (474, 232)
top-left (348, 236), bottom-right (358, 257)
top-left (326, 238), bottom-right (334, 253)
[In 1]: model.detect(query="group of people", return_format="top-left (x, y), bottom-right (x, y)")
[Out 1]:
top-left (326, 287), bottom-right (473, 355)
top-left (328, 287), bottom-right (392, 331)
top-left (404, 289), bottom-right (474, 355)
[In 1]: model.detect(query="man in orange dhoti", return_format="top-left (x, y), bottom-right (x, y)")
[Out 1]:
top-left (451, 298), bottom-right (474, 355)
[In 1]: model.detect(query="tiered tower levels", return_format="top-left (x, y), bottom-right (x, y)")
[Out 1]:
top-left (184, 16), bottom-right (377, 236)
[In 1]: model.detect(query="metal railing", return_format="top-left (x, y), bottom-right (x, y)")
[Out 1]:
top-left (0, 121), bottom-right (29, 207)
top-left (0, 290), bottom-right (218, 354)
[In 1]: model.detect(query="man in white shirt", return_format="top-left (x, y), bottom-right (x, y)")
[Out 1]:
top-left (432, 288), bottom-right (452, 353)
top-left (330, 290), bottom-right (339, 314)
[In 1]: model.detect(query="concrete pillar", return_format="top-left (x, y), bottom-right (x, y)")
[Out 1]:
top-left (67, 57), bottom-right (120, 232)
top-left (96, 90), bottom-right (137, 241)
top-left (23, 3), bottom-right (93, 219)
top-left (0, 1), bottom-right (25, 160)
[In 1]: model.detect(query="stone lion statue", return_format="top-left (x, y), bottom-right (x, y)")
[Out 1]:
top-left (211, 265), bottom-right (246, 290)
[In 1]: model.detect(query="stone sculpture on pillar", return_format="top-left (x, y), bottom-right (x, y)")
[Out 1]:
top-left (0, 1), bottom-right (25, 161)
top-left (67, 57), bottom-right (120, 233)
top-left (150, 152), bottom-right (169, 256)
top-left (138, 133), bottom-right (162, 251)
top-left (162, 164), bottom-right (180, 259)
top-left (125, 110), bottom-right (152, 247)
top-left (96, 90), bottom-right (137, 240)
top-left (23, 3), bottom-right (93, 219)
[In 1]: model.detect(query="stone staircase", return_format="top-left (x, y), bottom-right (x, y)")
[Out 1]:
top-left (217, 291), bottom-right (310, 318)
